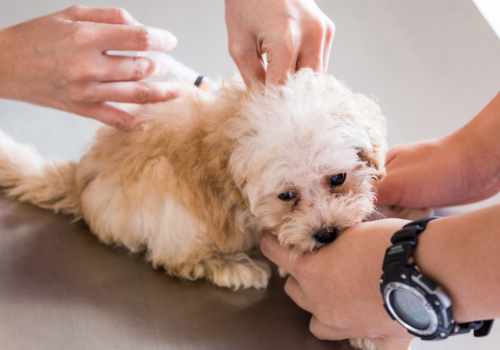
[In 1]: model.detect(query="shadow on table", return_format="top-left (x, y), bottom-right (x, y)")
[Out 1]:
top-left (0, 195), bottom-right (353, 350)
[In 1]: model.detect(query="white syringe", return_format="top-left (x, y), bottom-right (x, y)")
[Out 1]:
top-left (137, 51), bottom-right (218, 92)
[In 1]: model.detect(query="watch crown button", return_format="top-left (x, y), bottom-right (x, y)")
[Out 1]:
top-left (440, 332), bottom-right (446, 338)
top-left (434, 301), bottom-right (440, 306)
top-left (401, 274), bottom-right (406, 280)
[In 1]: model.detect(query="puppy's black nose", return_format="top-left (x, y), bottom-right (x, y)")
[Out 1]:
top-left (313, 228), bottom-right (338, 244)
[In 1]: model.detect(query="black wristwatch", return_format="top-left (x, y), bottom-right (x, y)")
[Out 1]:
top-left (380, 216), bottom-right (494, 340)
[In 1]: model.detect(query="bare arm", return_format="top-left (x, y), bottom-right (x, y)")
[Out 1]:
top-left (415, 205), bottom-right (500, 322)
top-left (261, 207), bottom-right (500, 349)
top-left (376, 92), bottom-right (500, 208)
top-left (0, 6), bottom-right (180, 131)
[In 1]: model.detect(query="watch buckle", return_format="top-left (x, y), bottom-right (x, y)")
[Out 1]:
top-left (455, 320), bottom-right (494, 337)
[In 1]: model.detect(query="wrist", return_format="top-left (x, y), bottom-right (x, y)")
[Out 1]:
top-left (382, 217), bottom-right (494, 340)
top-left (413, 207), bottom-right (500, 322)
top-left (413, 217), bottom-right (469, 321)
top-left (0, 27), bottom-right (17, 100)
top-left (0, 28), bottom-right (8, 99)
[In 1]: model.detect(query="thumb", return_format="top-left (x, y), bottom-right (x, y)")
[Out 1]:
top-left (374, 149), bottom-right (404, 207)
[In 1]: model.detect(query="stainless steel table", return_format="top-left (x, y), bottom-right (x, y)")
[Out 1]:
top-left (0, 194), bottom-right (353, 350)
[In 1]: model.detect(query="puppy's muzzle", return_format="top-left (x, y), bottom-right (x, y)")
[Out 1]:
top-left (313, 227), bottom-right (338, 244)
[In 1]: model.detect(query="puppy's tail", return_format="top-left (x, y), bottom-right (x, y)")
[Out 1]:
top-left (0, 129), bottom-right (81, 217)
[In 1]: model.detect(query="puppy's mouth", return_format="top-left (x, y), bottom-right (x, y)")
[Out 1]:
top-left (272, 225), bottom-right (346, 256)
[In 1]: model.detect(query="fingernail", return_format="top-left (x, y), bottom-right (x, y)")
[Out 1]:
top-left (162, 82), bottom-right (181, 100)
top-left (158, 66), bottom-right (168, 76)
top-left (113, 120), bottom-right (126, 132)
top-left (113, 119), bottom-right (134, 132)
top-left (151, 64), bottom-right (168, 77)
top-left (165, 32), bottom-right (178, 50)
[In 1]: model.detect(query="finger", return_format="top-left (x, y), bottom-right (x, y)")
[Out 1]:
top-left (374, 178), bottom-right (402, 207)
top-left (384, 146), bottom-right (402, 164)
top-left (76, 102), bottom-right (136, 132)
top-left (64, 5), bottom-right (141, 25)
top-left (295, 26), bottom-right (325, 73)
top-left (296, 46), bottom-right (323, 74)
top-left (260, 232), bottom-right (298, 276)
top-left (373, 152), bottom-right (403, 206)
top-left (284, 275), bottom-right (312, 312)
top-left (89, 81), bottom-right (180, 104)
top-left (322, 20), bottom-right (335, 73)
top-left (264, 37), bottom-right (299, 85)
top-left (99, 24), bottom-right (177, 52)
top-left (309, 315), bottom-right (350, 341)
top-left (228, 40), bottom-right (266, 85)
top-left (100, 56), bottom-right (166, 82)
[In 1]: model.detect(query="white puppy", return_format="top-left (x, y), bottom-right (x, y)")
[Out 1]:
top-left (0, 69), bottom-right (392, 349)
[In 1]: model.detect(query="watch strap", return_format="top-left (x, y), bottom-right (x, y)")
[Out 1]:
top-left (391, 216), bottom-right (440, 244)
top-left (383, 216), bottom-right (440, 272)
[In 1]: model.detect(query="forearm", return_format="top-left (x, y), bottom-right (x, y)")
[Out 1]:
top-left (446, 92), bottom-right (500, 205)
top-left (0, 27), bottom-right (13, 99)
top-left (376, 92), bottom-right (500, 208)
top-left (462, 92), bottom-right (500, 166)
top-left (414, 205), bottom-right (500, 322)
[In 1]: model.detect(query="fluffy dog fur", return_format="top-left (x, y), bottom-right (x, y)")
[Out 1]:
top-left (0, 69), bottom-right (395, 350)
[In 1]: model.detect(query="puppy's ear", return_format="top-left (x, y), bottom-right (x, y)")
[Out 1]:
top-left (357, 145), bottom-right (386, 180)
top-left (352, 93), bottom-right (388, 180)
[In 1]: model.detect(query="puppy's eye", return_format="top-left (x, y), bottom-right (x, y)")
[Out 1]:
top-left (278, 191), bottom-right (294, 201)
top-left (330, 173), bottom-right (346, 186)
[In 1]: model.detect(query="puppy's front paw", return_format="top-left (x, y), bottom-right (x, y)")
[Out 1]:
top-left (163, 252), bottom-right (271, 289)
top-left (212, 253), bottom-right (271, 290)
top-left (349, 338), bottom-right (411, 350)
top-left (192, 252), bottom-right (271, 290)
top-left (349, 338), bottom-right (376, 350)
top-left (278, 266), bottom-right (289, 278)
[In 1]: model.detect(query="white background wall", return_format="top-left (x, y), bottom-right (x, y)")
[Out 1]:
top-left (1, 1), bottom-right (499, 349)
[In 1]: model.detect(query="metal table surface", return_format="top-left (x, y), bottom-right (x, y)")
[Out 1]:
top-left (0, 193), bottom-right (354, 350)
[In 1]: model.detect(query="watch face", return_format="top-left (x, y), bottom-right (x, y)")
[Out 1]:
top-left (390, 288), bottom-right (431, 330)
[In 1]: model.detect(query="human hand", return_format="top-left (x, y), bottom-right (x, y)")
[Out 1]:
top-left (0, 6), bottom-right (179, 131)
top-left (225, 0), bottom-right (334, 85)
top-left (261, 219), bottom-right (413, 350)
top-left (376, 94), bottom-right (500, 208)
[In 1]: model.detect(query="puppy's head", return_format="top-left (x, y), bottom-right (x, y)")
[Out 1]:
top-left (226, 69), bottom-right (387, 255)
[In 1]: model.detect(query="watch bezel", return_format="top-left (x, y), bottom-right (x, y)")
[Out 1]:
top-left (383, 282), bottom-right (439, 336)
